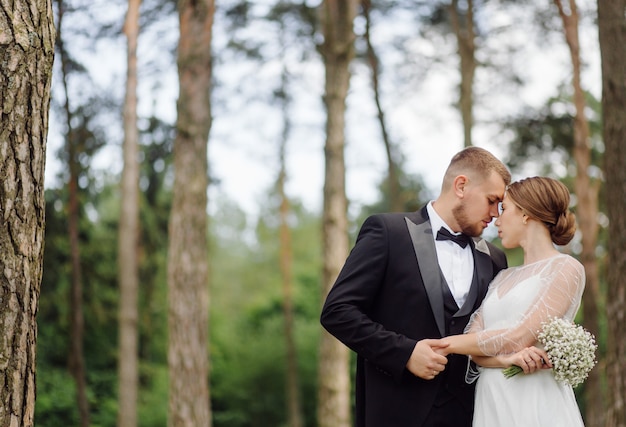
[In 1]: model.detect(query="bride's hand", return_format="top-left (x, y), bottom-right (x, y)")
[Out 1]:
top-left (426, 338), bottom-right (451, 356)
top-left (508, 346), bottom-right (552, 374)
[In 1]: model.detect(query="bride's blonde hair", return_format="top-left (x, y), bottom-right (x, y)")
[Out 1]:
top-left (506, 176), bottom-right (577, 246)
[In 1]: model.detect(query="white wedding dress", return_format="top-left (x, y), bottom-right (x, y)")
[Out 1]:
top-left (466, 254), bottom-right (587, 427)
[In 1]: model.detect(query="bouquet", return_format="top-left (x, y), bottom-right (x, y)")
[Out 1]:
top-left (502, 317), bottom-right (597, 388)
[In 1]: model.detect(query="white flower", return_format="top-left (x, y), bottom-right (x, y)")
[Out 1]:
top-left (503, 317), bottom-right (597, 388)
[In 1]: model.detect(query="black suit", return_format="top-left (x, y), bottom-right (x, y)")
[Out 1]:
top-left (320, 207), bottom-right (507, 427)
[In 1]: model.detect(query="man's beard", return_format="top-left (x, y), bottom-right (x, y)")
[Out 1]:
top-left (452, 202), bottom-right (484, 237)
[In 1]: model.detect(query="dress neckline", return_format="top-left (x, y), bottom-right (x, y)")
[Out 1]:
top-left (518, 253), bottom-right (567, 268)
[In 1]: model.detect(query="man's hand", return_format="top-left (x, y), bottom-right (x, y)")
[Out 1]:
top-left (406, 339), bottom-right (449, 380)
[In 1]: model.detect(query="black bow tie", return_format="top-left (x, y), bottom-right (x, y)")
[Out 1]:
top-left (436, 227), bottom-right (470, 248)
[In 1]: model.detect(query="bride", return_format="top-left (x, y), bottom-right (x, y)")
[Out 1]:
top-left (432, 176), bottom-right (587, 427)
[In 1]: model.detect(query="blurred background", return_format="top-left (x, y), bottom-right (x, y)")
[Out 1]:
top-left (38, 0), bottom-right (617, 426)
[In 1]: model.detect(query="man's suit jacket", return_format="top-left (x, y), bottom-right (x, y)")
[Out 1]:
top-left (320, 207), bottom-right (507, 427)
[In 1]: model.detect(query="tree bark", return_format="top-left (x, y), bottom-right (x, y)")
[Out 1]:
top-left (276, 55), bottom-right (304, 427)
top-left (55, 0), bottom-right (91, 424)
top-left (278, 106), bottom-right (304, 427)
top-left (598, 0), bottom-right (626, 426)
top-left (168, 0), bottom-right (214, 426)
top-left (118, 0), bottom-right (142, 426)
top-left (317, 1), bottom-right (358, 427)
top-left (449, 0), bottom-right (476, 148)
top-left (0, 0), bottom-right (55, 426)
top-left (361, 0), bottom-right (402, 212)
top-left (553, 1), bottom-right (603, 424)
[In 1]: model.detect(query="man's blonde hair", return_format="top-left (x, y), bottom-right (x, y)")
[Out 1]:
top-left (441, 147), bottom-right (511, 191)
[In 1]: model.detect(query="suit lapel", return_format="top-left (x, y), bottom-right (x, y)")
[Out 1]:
top-left (455, 238), bottom-right (493, 317)
top-left (405, 215), bottom-right (446, 337)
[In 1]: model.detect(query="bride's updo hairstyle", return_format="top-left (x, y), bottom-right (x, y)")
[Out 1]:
top-left (505, 176), bottom-right (576, 246)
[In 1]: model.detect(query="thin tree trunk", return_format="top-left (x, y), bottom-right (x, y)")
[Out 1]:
top-left (0, 0), bottom-right (55, 426)
top-left (317, 2), bottom-right (358, 427)
top-left (118, 0), bottom-right (142, 426)
top-left (168, 1), bottom-right (214, 426)
top-left (449, 0), bottom-right (476, 148)
top-left (56, 1), bottom-right (90, 425)
top-left (277, 66), bottom-right (304, 427)
top-left (553, 1), bottom-right (603, 424)
top-left (65, 62), bottom-right (90, 427)
top-left (598, 0), bottom-right (626, 426)
top-left (361, 0), bottom-right (402, 211)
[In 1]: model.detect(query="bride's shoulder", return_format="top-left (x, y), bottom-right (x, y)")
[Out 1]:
top-left (551, 253), bottom-right (583, 268)
top-left (548, 254), bottom-right (585, 280)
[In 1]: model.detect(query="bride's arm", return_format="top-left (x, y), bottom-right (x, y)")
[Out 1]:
top-left (471, 347), bottom-right (552, 373)
top-left (436, 332), bottom-right (490, 356)
top-left (430, 341), bottom-right (552, 372)
top-left (441, 257), bottom-right (586, 357)
top-left (434, 331), bottom-right (534, 357)
top-left (470, 354), bottom-right (509, 368)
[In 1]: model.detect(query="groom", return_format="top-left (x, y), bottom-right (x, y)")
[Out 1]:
top-left (320, 147), bottom-right (510, 427)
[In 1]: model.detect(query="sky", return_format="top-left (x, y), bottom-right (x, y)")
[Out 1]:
top-left (44, 0), bottom-right (602, 232)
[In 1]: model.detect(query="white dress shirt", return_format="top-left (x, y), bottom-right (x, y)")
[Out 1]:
top-left (426, 201), bottom-right (474, 308)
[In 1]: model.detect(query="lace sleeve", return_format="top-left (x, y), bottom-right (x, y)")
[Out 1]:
top-left (468, 255), bottom-right (585, 356)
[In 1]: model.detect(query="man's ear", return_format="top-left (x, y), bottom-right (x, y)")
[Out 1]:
top-left (453, 175), bottom-right (468, 198)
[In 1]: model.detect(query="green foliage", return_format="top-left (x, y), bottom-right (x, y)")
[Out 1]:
top-left (211, 308), bottom-right (289, 427)
top-left (355, 165), bottom-right (432, 237)
top-left (37, 182), bottom-right (120, 426)
top-left (362, 170), bottom-right (431, 215)
top-left (37, 123), bottom-right (175, 426)
top-left (35, 368), bottom-right (80, 427)
top-left (38, 176), bottom-right (324, 426)
top-left (209, 191), bottom-right (322, 426)
top-left (501, 88), bottom-right (603, 174)
top-left (137, 364), bottom-right (169, 427)
top-left (210, 271), bottom-right (322, 427)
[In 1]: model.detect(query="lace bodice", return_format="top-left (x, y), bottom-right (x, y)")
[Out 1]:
top-left (465, 254), bottom-right (585, 356)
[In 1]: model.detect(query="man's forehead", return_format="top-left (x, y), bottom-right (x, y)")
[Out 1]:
top-left (477, 171), bottom-right (506, 193)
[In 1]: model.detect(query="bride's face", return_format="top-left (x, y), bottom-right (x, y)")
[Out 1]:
top-left (494, 193), bottom-right (525, 248)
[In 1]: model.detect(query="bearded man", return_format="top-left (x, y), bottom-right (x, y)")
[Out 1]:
top-left (321, 146), bottom-right (511, 427)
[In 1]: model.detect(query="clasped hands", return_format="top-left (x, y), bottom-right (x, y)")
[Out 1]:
top-left (406, 338), bottom-right (552, 380)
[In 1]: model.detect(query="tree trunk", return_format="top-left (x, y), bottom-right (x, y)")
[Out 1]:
top-left (56, 1), bottom-right (90, 425)
top-left (317, 2), bottom-right (358, 427)
top-left (449, 0), bottom-right (476, 148)
top-left (118, 0), bottom-right (142, 426)
top-left (276, 57), bottom-right (304, 427)
top-left (553, 1), bottom-right (603, 424)
top-left (168, 1), bottom-right (214, 426)
top-left (598, 1), bottom-right (626, 426)
top-left (361, 0), bottom-right (402, 212)
top-left (280, 163), bottom-right (304, 427)
top-left (0, 1), bottom-right (55, 426)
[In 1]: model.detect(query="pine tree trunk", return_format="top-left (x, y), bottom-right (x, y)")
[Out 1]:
top-left (277, 64), bottom-right (304, 427)
top-left (598, 1), bottom-right (626, 426)
top-left (553, 1), bottom-right (604, 424)
top-left (0, 1), bottom-right (55, 426)
top-left (168, 1), bottom-right (214, 426)
top-left (280, 174), bottom-right (303, 427)
top-left (317, 2), bottom-right (358, 427)
top-left (118, 0), bottom-right (142, 426)
top-left (55, 0), bottom-right (90, 424)
top-left (65, 69), bottom-right (90, 427)
top-left (362, 0), bottom-right (402, 212)
top-left (449, 0), bottom-right (476, 148)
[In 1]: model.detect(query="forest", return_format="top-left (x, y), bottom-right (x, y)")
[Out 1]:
top-left (1, 0), bottom-right (625, 426)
